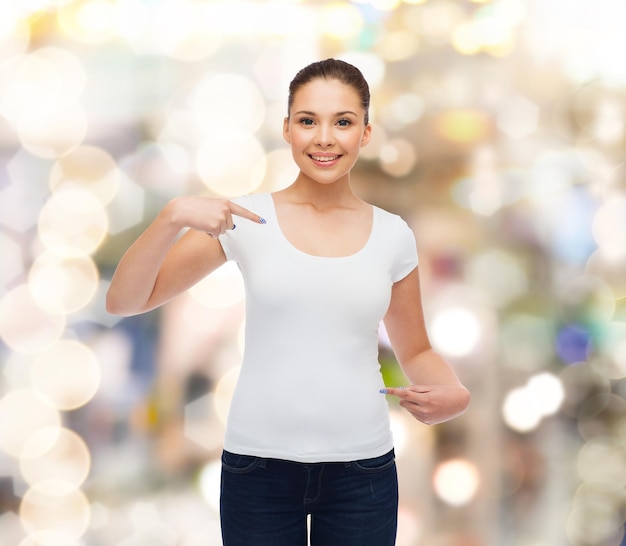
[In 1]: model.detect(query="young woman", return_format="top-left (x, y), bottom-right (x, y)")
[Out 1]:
top-left (106, 58), bottom-right (470, 546)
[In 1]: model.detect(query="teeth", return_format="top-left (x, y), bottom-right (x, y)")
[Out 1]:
top-left (311, 155), bottom-right (338, 162)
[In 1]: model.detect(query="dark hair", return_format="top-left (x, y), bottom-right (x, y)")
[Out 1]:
top-left (287, 58), bottom-right (370, 125)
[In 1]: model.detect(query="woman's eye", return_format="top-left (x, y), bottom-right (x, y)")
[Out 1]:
top-left (299, 118), bottom-right (314, 126)
top-left (337, 119), bottom-right (351, 127)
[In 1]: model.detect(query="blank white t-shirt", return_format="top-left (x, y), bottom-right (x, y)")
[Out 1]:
top-left (218, 192), bottom-right (418, 463)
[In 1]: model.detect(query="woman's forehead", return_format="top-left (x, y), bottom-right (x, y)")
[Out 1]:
top-left (291, 78), bottom-right (362, 109)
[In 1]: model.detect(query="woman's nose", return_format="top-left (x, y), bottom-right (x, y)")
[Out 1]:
top-left (314, 125), bottom-right (334, 146)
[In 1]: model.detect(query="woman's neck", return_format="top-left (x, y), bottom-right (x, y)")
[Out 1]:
top-left (279, 175), bottom-right (361, 210)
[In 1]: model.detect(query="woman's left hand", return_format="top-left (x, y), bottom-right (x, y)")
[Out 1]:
top-left (381, 384), bottom-right (470, 426)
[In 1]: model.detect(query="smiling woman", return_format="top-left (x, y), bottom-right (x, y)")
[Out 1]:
top-left (106, 58), bottom-right (470, 546)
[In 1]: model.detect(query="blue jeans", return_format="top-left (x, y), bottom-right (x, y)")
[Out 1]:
top-left (220, 449), bottom-right (398, 546)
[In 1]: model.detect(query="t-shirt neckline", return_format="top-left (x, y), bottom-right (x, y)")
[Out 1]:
top-left (266, 193), bottom-right (376, 260)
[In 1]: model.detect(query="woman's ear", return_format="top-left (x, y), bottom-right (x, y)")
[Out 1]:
top-left (361, 123), bottom-right (372, 147)
top-left (283, 117), bottom-right (291, 144)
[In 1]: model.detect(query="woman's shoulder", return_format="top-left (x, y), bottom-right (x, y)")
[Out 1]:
top-left (372, 203), bottom-right (412, 230)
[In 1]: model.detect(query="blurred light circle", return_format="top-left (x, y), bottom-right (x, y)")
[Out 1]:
top-left (32, 47), bottom-right (86, 108)
top-left (0, 47), bottom-right (84, 127)
top-left (153, 1), bottom-right (222, 62)
top-left (0, 54), bottom-right (60, 126)
top-left (321, 3), bottom-right (364, 40)
top-left (38, 188), bottom-right (108, 258)
top-left (527, 372), bottom-right (565, 416)
top-left (577, 393), bottom-right (626, 442)
top-left (432, 458), bottom-right (479, 506)
top-left (559, 362), bottom-right (611, 419)
top-left (434, 109), bottom-right (491, 143)
top-left (571, 85), bottom-right (626, 144)
top-left (585, 249), bottom-right (626, 299)
top-left (375, 30), bottom-right (419, 61)
top-left (558, 275), bottom-right (615, 326)
top-left (386, 93), bottom-right (424, 127)
top-left (370, 0), bottom-right (401, 10)
top-left (0, 285), bottom-right (66, 353)
top-left (20, 529), bottom-right (79, 546)
top-left (576, 392), bottom-right (614, 422)
top-left (188, 261), bottom-right (244, 309)
top-left (0, 232), bottom-right (24, 289)
top-left (237, 319), bottom-right (246, 357)
top-left (0, 11), bottom-right (30, 58)
top-left (31, 339), bottom-right (101, 410)
top-left (57, 0), bottom-right (117, 45)
top-left (122, 141), bottom-right (190, 196)
top-left (20, 427), bottom-right (91, 490)
top-left (359, 124), bottom-right (388, 161)
top-left (566, 498), bottom-right (623, 545)
top-left (497, 95), bottom-right (539, 139)
top-left (213, 366), bottom-right (241, 426)
top-left (20, 480), bottom-right (91, 538)
top-left (389, 410), bottom-right (409, 456)
top-left (28, 253), bottom-right (99, 315)
top-left (430, 307), bottom-right (481, 358)
top-left (555, 324), bottom-right (592, 364)
top-left (191, 73), bottom-right (265, 139)
top-left (196, 135), bottom-right (266, 197)
top-left (339, 52), bottom-right (385, 90)
top-left (262, 148), bottom-right (299, 192)
top-left (466, 250), bottom-right (528, 308)
top-left (451, 21), bottom-right (481, 55)
top-left (592, 196), bottom-right (626, 260)
top-left (577, 437), bottom-right (626, 488)
top-left (18, 104), bottom-right (88, 159)
top-left (198, 460), bottom-right (222, 512)
top-left (50, 145), bottom-right (120, 205)
top-left (379, 138), bottom-right (417, 177)
top-left (591, 321), bottom-right (626, 380)
top-left (105, 173), bottom-right (146, 235)
top-left (502, 387), bottom-right (542, 432)
top-left (0, 389), bottom-right (61, 458)
top-left (397, 506), bottom-right (424, 546)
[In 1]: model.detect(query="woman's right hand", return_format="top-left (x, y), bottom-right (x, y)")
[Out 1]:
top-left (168, 196), bottom-right (266, 237)
top-left (106, 195), bottom-right (264, 316)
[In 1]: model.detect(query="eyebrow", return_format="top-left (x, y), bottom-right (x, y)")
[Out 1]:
top-left (293, 110), bottom-right (358, 117)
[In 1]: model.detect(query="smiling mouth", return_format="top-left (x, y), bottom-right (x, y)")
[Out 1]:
top-left (309, 154), bottom-right (340, 162)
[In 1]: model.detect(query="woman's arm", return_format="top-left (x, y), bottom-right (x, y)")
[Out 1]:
top-left (382, 267), bottom-right (470, 425)
top-left (106, 196), bottom-right (263, 317)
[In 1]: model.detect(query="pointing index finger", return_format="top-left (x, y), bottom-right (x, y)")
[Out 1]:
top-left (228, 201), bottom-right (266, 224)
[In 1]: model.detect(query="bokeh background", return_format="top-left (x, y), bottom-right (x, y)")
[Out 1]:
top-left (1, 0), bottom-right (625, 544)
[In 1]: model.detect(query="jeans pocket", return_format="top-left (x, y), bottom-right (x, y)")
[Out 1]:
top-left (221, 450), bottom-right (262, 474)
top-left (351, 449), bottom-right (396, 473)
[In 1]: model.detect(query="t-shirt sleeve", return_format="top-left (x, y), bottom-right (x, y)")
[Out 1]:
top-left (390, 217), bottom-right (418, 282)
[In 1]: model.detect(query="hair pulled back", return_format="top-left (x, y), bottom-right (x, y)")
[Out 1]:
top-left (287, 58), bottom-right (370, 125)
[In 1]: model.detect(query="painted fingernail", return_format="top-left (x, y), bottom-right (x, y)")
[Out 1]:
top-left (379, 388), bottom-right (388, 394)
top-left (259, 217), bottom-right (266, 224)
top-left (232, 224), bottom-right (236, 230)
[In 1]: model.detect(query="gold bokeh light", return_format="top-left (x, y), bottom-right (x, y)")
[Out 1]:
top-left (49, 145), bottom-right (120, 205)
top-left (37, 188), bottom-right (109, 258)
top-left (20, 427), bottom-right (91, 491)
top-left (31, 339), bottom-right (101, 410)
top-left (0, 389), bottom-right (61, 458)
top-left (0, 285), bottom-right (66, 354)
top-left (20, 480), bottom-right (91, 539)
top-left (28, 253), bottom-right (99, 315)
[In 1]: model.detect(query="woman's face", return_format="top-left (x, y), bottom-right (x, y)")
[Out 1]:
top-left (283, 78), bottom-right (371, 186)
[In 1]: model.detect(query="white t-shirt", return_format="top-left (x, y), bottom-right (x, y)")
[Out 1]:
top-left (218, 192), bottom-right (418, 463)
